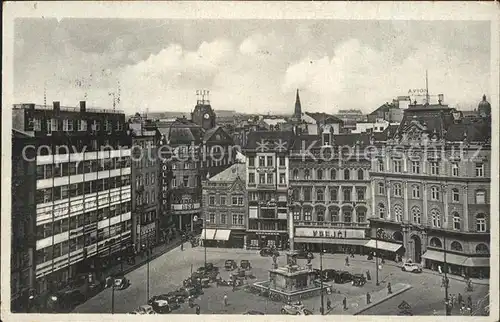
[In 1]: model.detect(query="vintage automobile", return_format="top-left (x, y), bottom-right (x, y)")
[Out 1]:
top-left (224, 260), bottom-right (238, 271)
top-left (136, 305), bottom-right (157, 315)
top-left (166, 290), bottom-right (186, 302)
top-left (351, 273), bottom-right (367, 286)
top-left (244, 310), bottom-right (266, 315)
top-left (149, 294), bottom-right (181, 311)
top-left (333, 271), bottom-right (353, 284)
top-left (281, 302), bottom-right (313, 315)
top-left (259, 248), bottom-right (280, 257)
top-left (198, 263), bottom-right (219, 273)
top-left (46, 289), bottom-right (86, 312)
top-left (401, 262), bottom-right (423, 273)
top-left (240, 259), bottom-right (252, 270)
top-left (113, 276), bottom-right (130, 290)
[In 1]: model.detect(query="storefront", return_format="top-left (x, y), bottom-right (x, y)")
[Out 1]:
top-left (293, 227), bottom-right (370, 254)
top-left (246, 231), bottom-right (288, 250)
top-left (364, 239), bottom-right (405, 261)
top-left (200, 228), bottom-right (217, 247)
top-left (422, 249), bottom-right (490, 278)
top-left (228, 230), bottom-right (245, 249)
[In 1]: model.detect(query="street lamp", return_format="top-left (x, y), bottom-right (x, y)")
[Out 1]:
top-left (443, 235), bottom-right (450, 315)
top-left (375, 228), bottom-right (382, 286)
top-left (320, 242), bottom-right (325, 315)
top-left (111, 278), bottom-right (115, 314)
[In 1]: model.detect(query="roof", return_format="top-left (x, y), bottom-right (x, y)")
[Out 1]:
top-left (444, 118), bottom-right (491, 142)
top-left (305, 112), bottom-right (343, 124)
top-left (261, 118), bottom-right (287, 126)
top-left (209, 163), bottom-right (246, 182)
top-left (244, 131), bottom-right (295, 151)
top-left (157, 118), bottom-right (203, 144)
top-left (290, 133), bottom-right (372, 150)
top-left (369, 102), bottom-right (397, 116)
top-left (373, 124), bottom-right (399, 141)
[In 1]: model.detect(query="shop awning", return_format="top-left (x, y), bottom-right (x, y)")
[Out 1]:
top-left (462, 257), bottom-right (490, 267)
top-left (421, 250), bottom-right (469, 266)
top-left (214, 229), bottom-right (231, 241)
top-left (201, 229), bottom-right (217, 240)
top-left (365, 239), bottom-right (403, 252)
top-left (295, 238), bottom-right (368, 246)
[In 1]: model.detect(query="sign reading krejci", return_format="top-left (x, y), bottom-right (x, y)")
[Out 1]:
top-left (295, 228), bottom-right (366, 239)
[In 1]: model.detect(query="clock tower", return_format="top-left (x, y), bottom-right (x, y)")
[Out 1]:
top-left (191, 89), bottom-right (216, 130)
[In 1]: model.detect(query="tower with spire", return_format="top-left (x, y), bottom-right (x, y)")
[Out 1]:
top-left (293, 89), bottom-right (302, 120)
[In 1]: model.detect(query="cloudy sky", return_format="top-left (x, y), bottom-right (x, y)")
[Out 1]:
top-left (14, 19), bottom-right (491, 114)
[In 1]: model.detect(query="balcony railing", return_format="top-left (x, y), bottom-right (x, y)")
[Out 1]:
top-left (294, 221), bottom-right (369, 228)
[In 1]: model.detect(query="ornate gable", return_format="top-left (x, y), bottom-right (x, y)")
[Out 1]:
top-left (229, 177), bottom-right (245, 193)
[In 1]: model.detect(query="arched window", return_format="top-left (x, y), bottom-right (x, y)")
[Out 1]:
top-left (317, 169), bottom-right (323, 180)
top-left (431, 186), bottom-right (440, 201)
top-left (452, 188), bottom-right (460, 202)
top-left (378, 203), bottom-right (385, 218)
top-left (475, 190), bottom-right (486, 204)
top-left (357, 169), bottom-right (364, 180)
top-left (344, 210), bottom-right (352, 223)
top-left (292, 169), bottom-right (299, 180)
top-left (316, 208), bottom-right (325, 222)
top-left (329, 208), bottom-right (339, 222)
top-left (330, 169), bottom-right (336, 180)
top-left (451, 241), bottom-right (463, 252)
top-left (303, 208), bottom-right (312, 221)
top-left (329, 187), bottom-right (338, 202)
top-left (394, 204), bottom-right (403, 222)
top-left (452, 212), bottom-right (461, 230)
top-left (378, 182), bottom-right (385, 195)
top-left (304, 169), bottom-right (310, 180)
top-left (475, 243), bottom-right (489, 254)
top-left (412, 185), bottom-right (420, 198)
top-left (344, 169), bottom-right (350, 180)
top-left (429, 237), bottom-right (443, 248)
top-left (412, 206), bottom-right (421, 224)
top-left (292, 208), bottom-right (301, 221)
top-left (431, 209), bottom-right (441, 228)
top-left (316, 188), bottom-right (324, 202)
top-left (476, 213), bottom-right (487, 232)
top-left (393, 183), bottom-right (402, 197)
top-left (292, 188), bottom-right (300, 202)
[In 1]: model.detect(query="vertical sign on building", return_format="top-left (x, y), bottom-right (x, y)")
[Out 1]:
top-left (160, 159), bottom-right (170, 217)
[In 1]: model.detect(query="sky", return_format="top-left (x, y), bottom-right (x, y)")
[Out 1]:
top-left (14, 19), bottom-right (491, 114)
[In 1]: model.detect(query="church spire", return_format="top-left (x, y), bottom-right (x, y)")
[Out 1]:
top-left (294, 89), bottom-right (302, 118)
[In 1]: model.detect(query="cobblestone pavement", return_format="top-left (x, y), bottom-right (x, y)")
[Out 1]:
top-left (73, 246), bottom-right (489, 315)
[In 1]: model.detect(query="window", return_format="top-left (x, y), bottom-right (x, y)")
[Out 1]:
top-left (412, 185), bottom-right (420, 198)
top-left (259, 156), bottom-right (265, 167)
top-left (248, 173), bottom-right (255, 184)
top-left (304, 169), bottom-right (310, 180)
top-left (292, 169), bottom-right (299, 180)
top-left (238, 215), bottom-right (244, 225)
top-left (378, 160), bottom-right (384, 172)
top-left (209, 196), bottom-right (215, 205)
top-left (357, 210), bottom-right (366, 223)
top-left (393, 160), bottom-right (402, 173)
top-left (79, 119), bottom-right (87, 131)
top-left (249, 157), bottom-right (255, 167)
top-left (238, 197), bottom-right (244, 205)
top-left (475, 190), bottom-right (486, 204)
top-left (171, 177), bottom-right (177, 187)
top-left (221, 214), bottom-right (226, 224)
top-left (51, 118), bottom-right (58, 131)
top-left (267, 156), bottom-right (273, 167)
top-left (476, 214), bottom-right (486, 232)
top-left (452, 212), bottom-right (461, 230)
top-left (344, 211), bottom-right (352, 223)
top-left (475, 243), bottom-right (489, 254)
top-left (304, 208), bottom-right (312, 221)
top-left (356, 188), bottom-right (365, 201)
top-left (259, 174), bottom-right (265, 184)
top-left (279, 173), bottom-right (286, 184)
top-left (293, 209), bottom-right (301, 221)
top-left (316, 188), bottom-right (324, 201)
top-left (330, 187), bottom-right (338, 201)
top-left (330, 209), bottom-right (339, 222)
top-left (330, 169), bottom-right (336, 180)
top-left (431, 209), bottom-right (441, 228)
top-left (220, 196), bottom-right (226, 205)
top-left (209, 214), bottom-right (215, 224)
top-left (394, 205), bottom-right (403, 222)
top-left (412, 206), bottom-right (421, 224)
top-left (316, 209), bottom-right (325, 221)
top-left (393, 183), bottom-right (402, 197)
top-left (412, 161), bottom-right (420, 174)
top-left (344, 169), bottom-right (350, 180)
top-left (430, 161), bottom-right (440, 175)
top-left (266, 173), bottom-right (273, 184)
top-left (317, 169), bottom-right (323, 180)
top-left (452, 188), bottom-right (460, 202)
top-left (232, 196), bottom-right (238, 205)
top-left (357, 169), bottom-right (364, 180)
top-left (33, 118), bottom-right (41, 131)
top-left (378, 203), bottom-right (385, 218)
top-left (183, 175), bottom-right (189, 187)
top-left (304, 188), bottom-right (312, 201)
top-left (292, 188), bottom-right (300, 202)
top-left (279, 157), bottom-right (285, 166)
top-left (431, 186), bottom-right (440, 201)
top-left (63, 119), bottom-right (73, 131)
top-left (429, 237), bottom-right (442, 248)
top-left (452, 163), bottom-right (459, 176)
top-left (475, 163), bottom-right (484, 177)
top-left (378, 182), bottom-right (385, 195)
top-left (451, 241), bottom-right (463, 252)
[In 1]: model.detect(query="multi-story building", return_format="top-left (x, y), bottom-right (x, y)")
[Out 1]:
top-left (201, 125), bottom-right (236, 180)
top-left (11, 101), bottom-right (132, 309)
top-left (201, 163), bottom-right (247, 248)
top-left (129, 118), bottom-right (160, 251)
top-left (369, 96), bottom-right (491, 278)
top-left (288, 126), bottom-right (372, 254)
top-left (244, 131), bottom-right (293, 250)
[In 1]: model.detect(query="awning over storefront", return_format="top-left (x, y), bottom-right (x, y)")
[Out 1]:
top-left (214, 229), bottom-right (231, 241)
top-left (365, 239), bottom-right (403, 252)
top-left (462, 257), bottom-right (490, 267)
top-left (201, 229), bottom-right (217, 240)
top-left (421, 250), bottom-right (469, 266)
top-left (295, 238), bottom-right (368, 246)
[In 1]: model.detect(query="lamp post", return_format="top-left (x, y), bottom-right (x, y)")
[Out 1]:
top-left (443, 235), bottom-right (450, 315)
top-left (375, 228), bottom-right (381, 286)
top-left (147, 237), bottom-right (151, 303)
top-left (320, 242), bottom-right (325, 315)
top-left (111, 278), bottom-right (115, 314)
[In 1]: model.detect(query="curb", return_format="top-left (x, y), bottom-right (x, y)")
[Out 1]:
top-left (352, 284), bottom-right (413, 315)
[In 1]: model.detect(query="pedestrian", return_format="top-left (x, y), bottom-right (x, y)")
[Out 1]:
top-left (438, 265), bottom-right (442, 274)
top-left (343, 297), bottom-right (347, 310)
top-left (445, 277), bottom-right (450, 288)
top-left (224, 294), bottom-right (228, 307)
top-left (345, 256), bottom-right (349, 266)
top-left (458, 293), bottom-right (463, 307)
top-left (441, 276), bottom-right (446, 288)
top-left (467, 295), bottom-right (472, 309)
top-left (366, 270), bottom-right (371, 280)
top-left (181, 243), bottom-right (184, 251)
top-left (387, 282), bottom-right (392, 294)
top-left (366, 292), bottom-right (371, 304)
top-left (196, 304), bottom-right (200, 315)
top-left (327, 298), bottom-right (332, 310)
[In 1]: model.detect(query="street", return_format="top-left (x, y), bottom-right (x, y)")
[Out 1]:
top-left (73, 245), bottom-right (489, 315)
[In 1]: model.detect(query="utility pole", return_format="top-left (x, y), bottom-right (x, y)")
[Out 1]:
top-left (320, 242), bottom-right (324, 315)
top-left (111, 278), bottom-right (115, 314)
top-left (204, 217), bottom-right (207, 268)
top-left (375, 228), bottom-right (380, 286)
top-left (444, 235), bottom-right (450, 315)
top-left (147, 238), bottom-right (150, 302)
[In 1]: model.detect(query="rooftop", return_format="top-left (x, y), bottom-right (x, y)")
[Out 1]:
top-left (209, 163), bottom-right (246, 182)
top-left (13, 103), bottom-right (124, 114)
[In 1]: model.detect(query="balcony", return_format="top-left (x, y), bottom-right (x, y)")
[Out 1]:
top-left (295, 221), bottom-right (369, 228)
top-left (256, 183), bottom-right (276, 190)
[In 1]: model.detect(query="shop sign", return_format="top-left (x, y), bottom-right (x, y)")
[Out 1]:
top-left (171, 203), bottom-right (200, 211)
top-left (295, 228), bottom-right (365, 239)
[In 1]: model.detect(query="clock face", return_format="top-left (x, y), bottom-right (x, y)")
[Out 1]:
top-left (204, 113), bottom-right (210, 119)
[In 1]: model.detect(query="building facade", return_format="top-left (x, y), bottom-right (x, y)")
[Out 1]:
top-left (244, 131), bottom-right (293, 250)
top-left (201, 163), bottom-right (247, 248)
top-left (288, 127), bottom-right (372, 254)
top-left (11, 101), bottom-right (132, 309)
top-left (369, 97), bottom-right (491, 278)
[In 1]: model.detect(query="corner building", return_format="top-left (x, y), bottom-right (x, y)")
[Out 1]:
top-left (369, 98), bottom-right (491, 278)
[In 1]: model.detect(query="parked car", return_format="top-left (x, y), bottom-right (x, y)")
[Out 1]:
top-left (260, 248), bottom-right (280, 257)
top-left (47, 289), bottom-right (86, 311)
top-left (149, 294), bottom-right (180, 310)
top-left (281, 302), bottom-right (312, 315)
top-left (225, 260), bottom-right (238, 271)
top-left (351, 273), bottom-right (367, 286)
top-left (401, 262), bottom-right (422, 273)
top-left (240, 259), bottom-right (252, 270)
top-left (333, 271), bottom-right (353, 284)
top-left (136, 305), bottom-right (157, 314)
top-left (244, 310), bottom-right (266, 315)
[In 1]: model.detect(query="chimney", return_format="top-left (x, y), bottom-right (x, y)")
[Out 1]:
top-left (80, 101), bottom-right (86, 112)
top-left (438, 94), bottom-right (444, 105)
top-left (53, 101), bottom-right (60, 115)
